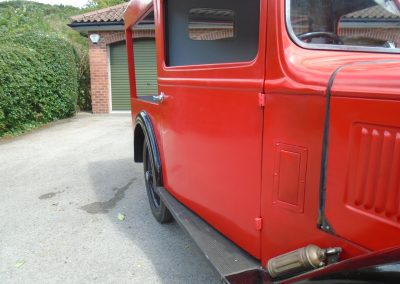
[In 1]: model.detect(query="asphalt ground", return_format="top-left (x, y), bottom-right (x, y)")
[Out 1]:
top-left (0, 113), bottom-right (220, 284)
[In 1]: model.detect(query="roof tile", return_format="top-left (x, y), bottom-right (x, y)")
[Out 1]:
top-left (70, 2), bottom-right (128, 23)
top-left (344, 5), bottom-right (400, 19)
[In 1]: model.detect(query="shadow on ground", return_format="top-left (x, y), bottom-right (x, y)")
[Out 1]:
top-left (85, 158), bottom-right (221, 283)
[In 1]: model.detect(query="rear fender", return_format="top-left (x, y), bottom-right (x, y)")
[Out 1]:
top-left (134, 111), bottom-right (162, 183)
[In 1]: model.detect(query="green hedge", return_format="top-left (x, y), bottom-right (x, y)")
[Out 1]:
top-left (0, 32), bottom-right (78, 136)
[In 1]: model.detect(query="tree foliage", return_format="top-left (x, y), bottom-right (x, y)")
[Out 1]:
top-left (85, 0), bottom-right (127, 9)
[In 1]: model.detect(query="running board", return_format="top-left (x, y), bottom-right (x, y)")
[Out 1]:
top-left (156, 187), bottom-right (269, 283)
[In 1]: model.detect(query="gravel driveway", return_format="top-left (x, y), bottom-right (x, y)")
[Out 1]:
top-left (0, 113), bottom-right (220, 284)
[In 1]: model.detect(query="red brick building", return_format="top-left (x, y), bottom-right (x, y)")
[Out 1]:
top-left (70, 3), bottom-right (156, 113)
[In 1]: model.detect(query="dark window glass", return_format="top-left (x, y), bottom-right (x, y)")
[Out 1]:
top-left (165, 0), bottom-right (260, 66)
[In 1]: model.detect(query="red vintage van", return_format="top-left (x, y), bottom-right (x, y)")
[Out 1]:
top-left (124, 0), bottom-right (400, 282)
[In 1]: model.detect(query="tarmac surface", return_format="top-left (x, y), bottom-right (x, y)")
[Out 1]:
top-left (0, 113), bottom-right (220, 284)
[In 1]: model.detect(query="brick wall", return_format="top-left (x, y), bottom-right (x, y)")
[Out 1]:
top-left (189, 28), bottom-right (233, 40)
top-left (89, 30), bottom-right (155, 113)
top-left (339, 27), bottom-right (400, 47)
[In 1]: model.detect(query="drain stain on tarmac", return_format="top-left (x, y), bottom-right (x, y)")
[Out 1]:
top-left (39, 191), bottom-right (64, 200)
top-left (80, 178), bottom-right (135, 214)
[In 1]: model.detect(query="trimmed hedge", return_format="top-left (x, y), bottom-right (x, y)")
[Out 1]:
top-left (0, 32), bottom-right (78, 136)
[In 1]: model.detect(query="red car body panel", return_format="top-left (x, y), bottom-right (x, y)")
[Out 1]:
top-left (326, 61), bottom-right (400, 251)
top-left (125, 0), bottom-right (400, 270)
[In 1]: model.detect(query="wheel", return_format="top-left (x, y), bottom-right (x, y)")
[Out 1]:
top-left (143, 138), bottom-right (173, 223)
top-left (298, 32), bottom-right (343, 45)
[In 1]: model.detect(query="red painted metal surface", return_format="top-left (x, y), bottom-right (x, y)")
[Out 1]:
top-left (150, 0), bottom-right (267, 258)
top-left (124, 0), bottom-right (153, 28)
top-left (325, 61), bottom-right (400, 251)
top-left (259, 0), bottom-right (400, 267)
top-left (125, 0), bottom-right (400, 272)
top-left (125, 29), bottom-right (137, 99)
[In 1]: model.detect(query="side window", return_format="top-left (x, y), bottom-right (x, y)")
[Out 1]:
top-left (165, 0), bottom-right (260, 67)
top-left (288, 0), bottom-right (400, 50)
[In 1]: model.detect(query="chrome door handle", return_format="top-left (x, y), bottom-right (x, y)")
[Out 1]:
top-left (153, 93), bottom-right (165, 104)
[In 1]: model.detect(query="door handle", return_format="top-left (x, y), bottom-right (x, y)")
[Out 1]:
top-left (153, 92), bottom-right (165, 104)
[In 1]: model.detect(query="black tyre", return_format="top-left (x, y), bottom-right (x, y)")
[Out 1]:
top-left (143, 138), bottom-right (173, 223)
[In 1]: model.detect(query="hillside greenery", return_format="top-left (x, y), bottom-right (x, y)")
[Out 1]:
top-left (86, 0), bottom-right (127, 9)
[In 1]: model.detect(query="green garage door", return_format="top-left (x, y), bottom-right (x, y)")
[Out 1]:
top-left (110, 39), bottom-right (157, 111)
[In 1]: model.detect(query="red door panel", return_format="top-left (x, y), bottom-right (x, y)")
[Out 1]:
top-left (158, 81), bottom-right (263, 257)
top-left (154, 0), bottom-right (268, 258)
